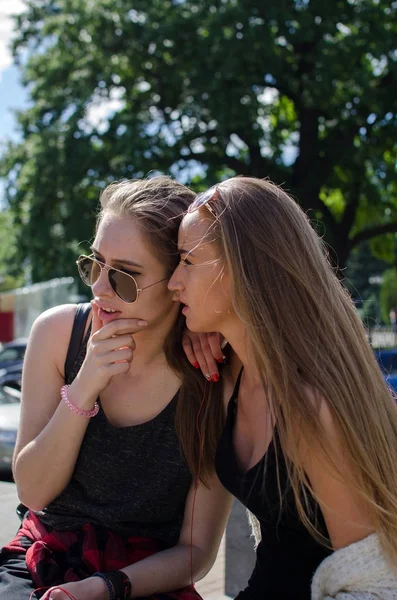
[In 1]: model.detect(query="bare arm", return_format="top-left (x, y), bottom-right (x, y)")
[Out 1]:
top-left (13, 303), bottom-right (145, 510)
top-left (13, 304), bottom-right (89, 509)
top-left (299, 397), bottom-right (375, 550)
top-left (120, 474), bottom-right (232, 596)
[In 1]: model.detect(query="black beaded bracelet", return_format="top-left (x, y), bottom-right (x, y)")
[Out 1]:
top-left (93, 572), bottom-right (115, 600)
top-left (104, 570), bottom-right (132, 600)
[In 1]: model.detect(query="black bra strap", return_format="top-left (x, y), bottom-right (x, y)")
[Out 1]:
top-left (64, 303), bottom-right (92, 381)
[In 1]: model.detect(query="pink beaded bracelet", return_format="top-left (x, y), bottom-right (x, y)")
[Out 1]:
top-left (60, 384), bottom-right (99, 418)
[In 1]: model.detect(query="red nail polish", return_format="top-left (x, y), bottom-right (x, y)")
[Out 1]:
top-left (193, 362), bottom-right (200, 369)
top-left (216, 357), bottom-right (226, 364)
top-left (211, 374), bottom-right (220, 382)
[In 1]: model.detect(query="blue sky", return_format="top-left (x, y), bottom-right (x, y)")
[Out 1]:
top-left (0, 1), bottom-right (27, 144)
top-left (0, 1), bottom-right (27, 205)
top-left (0, 65), bottom-right (28, 143)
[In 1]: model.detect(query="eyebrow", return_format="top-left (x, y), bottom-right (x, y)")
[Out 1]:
top-left (178, 248), bottom-right (196, 257)
top-left (90, 246), bottom-right (144, 269)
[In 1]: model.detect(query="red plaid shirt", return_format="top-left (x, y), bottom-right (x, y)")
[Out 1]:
top-left (3, 512), bottom-right (202, 600)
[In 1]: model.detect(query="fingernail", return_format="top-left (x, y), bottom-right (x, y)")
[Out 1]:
top-left (211, 373), bottom-right (219, 382)
top-left (193, 362), bottom-right (200, 369)
top-left (216, 357), bottom-right (226, 364)
top-left (137, 320), bottom-right (148, 326)
top-left (205, 373), bottom-right (212, 381)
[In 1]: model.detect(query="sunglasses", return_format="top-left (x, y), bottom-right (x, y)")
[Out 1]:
top-left (76, 254), bottom-right (168, 304)
top-left (187, 186), bottom-right (221, 217)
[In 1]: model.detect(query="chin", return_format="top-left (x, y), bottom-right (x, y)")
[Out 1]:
top-left (185, 315), bottom-right (213, 333)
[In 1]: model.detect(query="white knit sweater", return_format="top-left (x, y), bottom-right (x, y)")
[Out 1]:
top-left (311, 533), bottom-right (397, 599)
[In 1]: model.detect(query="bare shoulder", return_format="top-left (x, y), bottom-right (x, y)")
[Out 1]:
top-left (296, 384), bottom-right (348, 462)
top-left (27, 304), bottom-right (79, 376)
top-left (32, 303), bottom-right (78, 331)
top-left (297, 386), bottom-right (375, 549)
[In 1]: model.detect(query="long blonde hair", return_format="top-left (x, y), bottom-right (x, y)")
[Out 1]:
top-left (200, 176), bottom-right (397, 561)
top-left (98, 176), bottom-right (224, 482)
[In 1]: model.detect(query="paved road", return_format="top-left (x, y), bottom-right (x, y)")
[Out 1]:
top-left (0, 481), bottom-right (20, 544)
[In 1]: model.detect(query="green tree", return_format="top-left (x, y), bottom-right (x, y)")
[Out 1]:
top-left (345, 240), bottom-right (392, 303)
top-left (1, 0), bottom-right (396, 281)
top-left (0, 209), bottom-right (25, 291)
top-left (380, 268), bottom-right (397, 324)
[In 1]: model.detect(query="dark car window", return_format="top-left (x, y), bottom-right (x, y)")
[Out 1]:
top-left (375, 351), bottom-right (397, 374)
top-left (0, 348), bottom-right (24, 362)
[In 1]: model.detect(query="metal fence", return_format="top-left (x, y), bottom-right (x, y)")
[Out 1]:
top-left (368, 327), bottom-right (397, 349)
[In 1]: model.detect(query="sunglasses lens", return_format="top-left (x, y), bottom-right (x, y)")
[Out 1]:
top-left (77, 256), bottom-right (138, 303)
top-left (108, 269), bottom-right (138, 303)
top-left (77, 256), bottom-right (101, 286)
top-left (189, 187), bottom-right (219, 213)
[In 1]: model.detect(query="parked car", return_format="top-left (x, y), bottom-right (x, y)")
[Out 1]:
top-left (0, 385), bottom-right (21, 472)
top-left (374, 348), bottom-right (397, 394)
top-left (0, 339), bottom-right (27, 371)
top-left (0, 363), bottom-right (23, 391)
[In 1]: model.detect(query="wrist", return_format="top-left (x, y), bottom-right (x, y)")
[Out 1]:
top-left (61, 383), bottom-right (99, 418)
top-left (67, 377), bottom-right (99, 411)
top-left (93, 570), bottom-right (132, 600)
top-left (83, 576), bottom-right (110, 600)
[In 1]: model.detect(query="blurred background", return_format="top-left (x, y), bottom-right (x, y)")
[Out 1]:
top-left (0, 0), bottom-right (395, 455)
top-left (0, 1), bottom-right (396, 593)
top-left (0, 0), bottom-right (396, 335)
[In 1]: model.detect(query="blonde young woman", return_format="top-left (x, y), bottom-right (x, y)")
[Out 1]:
top-left (0, 177), bottom-right (231, 600)
top-left (169, 176), bottom-right (397, 599)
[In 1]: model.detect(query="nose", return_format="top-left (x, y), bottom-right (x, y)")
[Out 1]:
top-left (91, 265), bottom-right (114, 298)
top-left (168, 264), bottom-right (184, 292)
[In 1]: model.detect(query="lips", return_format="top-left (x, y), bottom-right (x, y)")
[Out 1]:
top-left (95, 303), bottom-right (122, 324)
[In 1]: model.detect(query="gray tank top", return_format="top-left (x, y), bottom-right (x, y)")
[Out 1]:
top-left (38, 319), bottom-right (191, 546)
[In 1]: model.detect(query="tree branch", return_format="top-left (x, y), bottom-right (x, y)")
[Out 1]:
top-left (351, 222), bottom-right (397, 248)
top-left (339, 178), bottom-right (362, 239)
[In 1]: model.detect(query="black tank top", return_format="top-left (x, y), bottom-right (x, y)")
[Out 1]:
top-left (38, 324), bottom-right (191, 546)
top-left (215, 371), bottom-right (331, 599)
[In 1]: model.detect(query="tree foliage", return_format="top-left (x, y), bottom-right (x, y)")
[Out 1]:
top-left (380, 268), bottom-right (397, 324)
top-left (1, 0), bottom-right (396, 281)
top-left (345, 240), bottom-right (392, 302)
top-left (0, 210), bottom-right (25, 291)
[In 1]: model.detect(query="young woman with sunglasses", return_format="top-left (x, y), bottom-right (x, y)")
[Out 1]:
top-left (0, 177), bottom-right (231, 600)
top-left (169, 176), bottom-right (397, 599)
